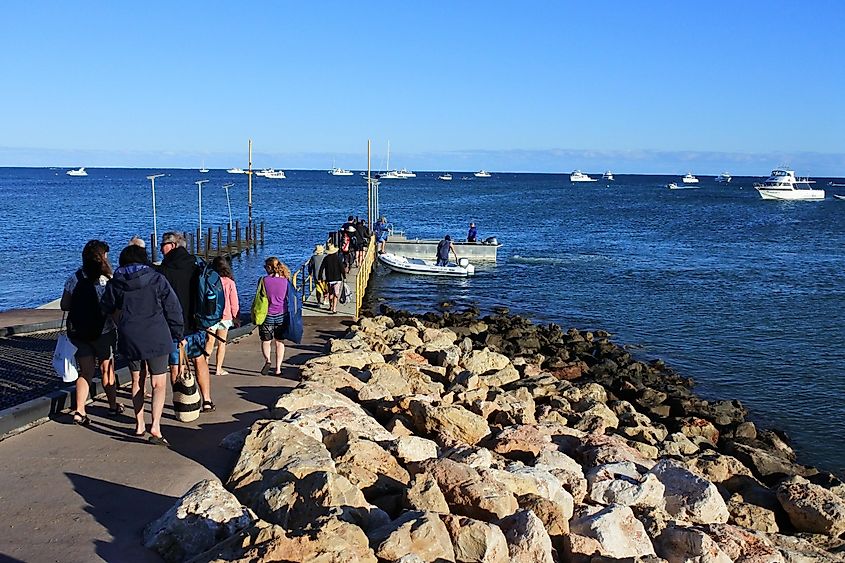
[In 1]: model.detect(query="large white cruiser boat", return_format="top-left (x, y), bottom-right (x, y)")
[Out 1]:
top-left (715, 172), bottom-right (732, 183)
top-left (262, 169), bottom-right (286, 179)
top-left (396, 168), bottom-right (416, 178)
top-left (681, 173), bottom-right (699, 184)
top-left (66, 167), bottom-right (87, 177)
top-left (755, 169), bottom-right (824, 200)
top-left (474, 170), bottom-right (492, 178)
top-left (329, 167), bottom-right (354, 176)
top-left (603, 171), bottom-right (614, 181)
top-left (227, 167), bottom-right (246, 174)
top-left (570, 170), bottom-right (597, 183)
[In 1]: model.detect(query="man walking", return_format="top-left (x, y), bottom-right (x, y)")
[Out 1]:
top-left (158, 231), bottom-right (214, 412)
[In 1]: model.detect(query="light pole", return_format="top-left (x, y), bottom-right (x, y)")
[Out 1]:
top-left (195, 179), bottom-right (208, 237)
top-left (147, 173), bottom-right (165, 246)
top-left (223, 182), bottom-right (234, 230)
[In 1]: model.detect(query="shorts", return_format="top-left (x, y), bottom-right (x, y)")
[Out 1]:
top-left (128, 354), bottom-right (169, 375)
top-left (168, 331), bottom-right (208, 365)
top-left (72, 330), bottom-right (116, 362)
top-left (329, 281), bottom-right (343, 297)
top-left (209, 319), bottom-right (234, 332)
top-left (259, 313), bottom-right (289, 342)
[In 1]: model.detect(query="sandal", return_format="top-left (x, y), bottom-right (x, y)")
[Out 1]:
top-left (71, 411), bottom-right (90, 426)
top-left (148, 435), bottom-right (170, 447)
top-left (260, 362), bottom-right (272, 375)
top-left (216, 369), bottom-right (230, 376)
top-left (107, 404), bottom-right (125, 418)
top-left (202, 401), bottom-right (216, 413)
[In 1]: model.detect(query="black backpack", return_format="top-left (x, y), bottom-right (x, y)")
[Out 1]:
top-left (67, 270), bottom-right (107, 342)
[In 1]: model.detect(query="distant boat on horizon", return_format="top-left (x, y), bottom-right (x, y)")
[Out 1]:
top-left (715, 172), bottom-right (732, 183)
top-left (474, 170), bottom-right (492, 178)
top-left (603, 171), bottom-right (614, 181)
top-left (227, 167), bottom-right (246, 174)
top-left (66, 167), bottom-right (87, 177)
top-left (199, 160), bottom-right (209, 173)
top-left (438, 173), bottom-right (453, 181)
top-left (570, 170), bottom-right (596, 183)
top-left (329, 167), bottom-right (354, 176)
top-left (681, 173), bottom-right (700, 184)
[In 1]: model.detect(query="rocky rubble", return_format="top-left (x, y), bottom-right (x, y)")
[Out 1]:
top-left (149, 307), bottom-right (845, 562)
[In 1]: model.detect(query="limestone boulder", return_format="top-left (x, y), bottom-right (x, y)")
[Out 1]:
top-left (357, 363), bottom-right (412, 401)
top-left (227, 420), bottom-right (335, 505)
top-left (370, 511), bottom-right (456, 562)
top-left (407, 399), bottom-right (491, 446)
top-left (727, 442), bottom-right (818, 481)
top-left (618, 411), bottom-right (669, 445)
top-left (577, 433), bottom-right (656, 470)
top-left (661, 432), bottom-right (700, 457)
top-left (727, 494), bottom-right (779, 533)
top-left (535, 450), bottom-right (588, 504)
top-left (649, 459), bottom-right (729, 525)
top-left (488, 464), bottom-right (574, 519)
top-left (462, 348), bottom-right (512, 376)
top-left (678, 417), bottom-right (720, 448)
top-left (685, 452), bottom-right (754, 485)
top-left (776, 475), bottom-right (845, 536)
top-left (403, 472), bottom-right (450, 514)
top-left (279, 404), bottom-right (395, 443)
top-left (517, 493), bottom-right (569, 537)
top-left (299, 364), bottom-right (365, 395)
top-left (417, 458), bottom-right (518, 520)
top-left (570, 504), bottom-right (656, 559)
top-left (421, 326), bottom-right (459, 349)
top-left (219, 427), bottom-right (250, 452)
top-left (587, 462), bottom-right (666, 509)
top-left (490, 424), bottom-right (553, 459)
top-left (329, 435), bottom-right (410, 498)
top-left (283, 471), bottom-right (389, 532)
top-left (498, 509), bottom-right (554, 563)
top-left (392, 435), bottom-right (439, 464)
top-left (305, 348), bottom-right (385, 370)
top-left (443, 445), bottom-right (497, 470)
top-left (699, 523), bottom-right (786, 563)
top-left (144, 480), bottom-right (253, 563)
top-left (441, 514), bottom-right (509, 563)
top-left (654, 523), bottom-right (732, 563)
top-left (572, 399), bottom-right (619, 432)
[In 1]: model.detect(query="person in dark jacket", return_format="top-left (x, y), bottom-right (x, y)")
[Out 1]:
top-left (158, 231), bottom-right (214, 412)
top-left (102, 244), bottom-right (182, 445)
top-left (318, 243), bottom-right (345, 313)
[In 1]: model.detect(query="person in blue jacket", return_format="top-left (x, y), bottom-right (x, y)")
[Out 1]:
top-left (467, 222), bottom-right (478, 243)
top-left (374, 216), bottom-right (389, 254)
top-left (102, 244), bottom-right (183, 446)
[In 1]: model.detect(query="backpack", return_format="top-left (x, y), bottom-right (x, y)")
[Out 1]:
top-left (193, 257), bottom-right (225, 329)
top-left (67, 270), bottom-right (106, 341)
top-left (340, 232), bottom-right (351, 253)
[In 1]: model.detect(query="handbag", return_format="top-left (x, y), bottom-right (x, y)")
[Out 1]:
top-left (53, 313), bottom-right (79, 383)
top-left (251, 277), bottom-right (269, 325)
top-left (172, 343), bottom-right (201, 422)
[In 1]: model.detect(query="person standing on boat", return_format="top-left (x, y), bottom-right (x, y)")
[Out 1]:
top-left (467, 223), bottom-right (478, 243)
top-left (374, 216), bottom-right (389, 254)
top-left (436, 235), bottom-right (459, 267)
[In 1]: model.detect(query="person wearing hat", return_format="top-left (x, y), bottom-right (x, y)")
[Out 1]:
top-left (308, 244), bottom-right (327, 306)
top-left (435, 235), bottom-right (458, 266)
top-left (318, 242), bottom-right (345, 314)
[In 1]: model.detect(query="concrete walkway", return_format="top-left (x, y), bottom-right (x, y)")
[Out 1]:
top-left (0, 316), bottom-right (350, 563)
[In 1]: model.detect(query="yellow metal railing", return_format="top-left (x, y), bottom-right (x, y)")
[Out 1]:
top-left (354, 237), bottom-right (377, 319)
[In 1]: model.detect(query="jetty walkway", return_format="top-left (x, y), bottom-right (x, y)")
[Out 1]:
top-left (0, 244), bottom-right (376, 561)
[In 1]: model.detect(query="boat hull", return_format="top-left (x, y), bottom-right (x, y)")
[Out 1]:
top-left (385, 234), bottom-right (501, 262)
top-left (756, 188), bottom-right (825, 200)
top-left (378, 253), bottom-right (475, 277)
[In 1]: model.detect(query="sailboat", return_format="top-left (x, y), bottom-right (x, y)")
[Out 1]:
top-left (199, 160), bottom-right (209, 173)
top-left (328, 159), bottom-right (353, 176)
top-left (378, 141), bottom-right (410, 179)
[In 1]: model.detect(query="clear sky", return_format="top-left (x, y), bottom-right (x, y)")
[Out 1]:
top-left (1, 1), bottom-right (843, 174)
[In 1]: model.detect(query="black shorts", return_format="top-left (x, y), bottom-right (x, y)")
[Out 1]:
top-left (259, 313), bottom-right (289, 342)
top-left (128, 354), bottom-right (169, 376)
top-left (71, 330), bottom-right (116, 362)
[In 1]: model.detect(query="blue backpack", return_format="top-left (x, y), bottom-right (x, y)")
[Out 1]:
top-left (194, 257), bottom-right (225, 329)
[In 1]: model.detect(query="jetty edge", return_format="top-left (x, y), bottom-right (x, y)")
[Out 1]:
top-left (142, 306), bottom-right (845, 562)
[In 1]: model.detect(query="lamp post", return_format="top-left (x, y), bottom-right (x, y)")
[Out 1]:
top-left (195, 179), bottom-right (208, 237)
top-left (147, 173), bottom-right (165, 246)
top-left (223, 182), bottom-right (234, 230)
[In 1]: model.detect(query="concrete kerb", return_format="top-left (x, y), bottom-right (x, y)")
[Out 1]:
top-left (1, 318), bottom-right (64, 338)
top-left (0, 322), bottom-right (258, 441)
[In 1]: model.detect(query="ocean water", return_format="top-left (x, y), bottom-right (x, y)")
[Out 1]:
top-left (2, 167), bottom-right (845, 472)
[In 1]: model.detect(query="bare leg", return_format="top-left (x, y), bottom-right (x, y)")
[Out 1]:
top-left (194, 355), bottom-right (211, 404)
top-left (261, 339), bottom-right (272, 364)
top-left (273, 339), bottom-right (285, 375)
top-left (215, 329), bottom-right (229, 374)
top-left (131, 369), bottom-right (145, 434)
top-left (204, 331), bottom-right (216, 369)
top-left (149, 373), bottom-right (167, 439)
top-left (74, 355), bottom-right (96, 418)
top-left (101, 357), bottom-right (118, 410)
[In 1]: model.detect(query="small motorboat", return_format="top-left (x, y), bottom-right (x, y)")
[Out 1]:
top-left (438, 173), bottom-right (453, 181)
top-left (682, 173), bottom-right (700, 184)
top-left (378, 253), bottom-right (475, 277)
top-left (668, 182), bottom-right (699, 190)
top-left (833, 195), bottom-right (845, 200)
top-left (66, 167), bottom-right (87, 176)
top-left (474, 170), bottom-right (492, 178)
top-left (227, 167), bottom-right (246, 174)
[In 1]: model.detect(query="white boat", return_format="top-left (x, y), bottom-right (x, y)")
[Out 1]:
top-left (199, 160), bottom-right (209, 173)
top-left (378, 141), bottom-right (411, 179)
top-left (603, 171), bottom-right (614, 181)
top-left (227, 167), bottom-right (246, 174)
top-left (668, 182), bottom-right (699, 190)
top-left (329, 167), bottom-right (354, 176)
top-left (474, 170), bottom-right (492, 178)
top-left (379, 170), bottom-right (404, 180)
top-left (262, 169), bottom-right (286, 179)
top-left (438, 173), bottom-right (453, 181)
top-left (715, 172), bottom-right (732, 183)
top-left (570, 170), bottom-right (597, 183)
top-left (66, 167), bottom-right (87, 177)
top-left (396, 168), bottom-right (416, 178)
top-left (754, 168), bottom-right (824, 200)
top-left (681, 173), bottom-right (699, 184)
top-left (833, 195), bottom-right (845, 200)
top-left (378, 252), bottom-right (475, 277)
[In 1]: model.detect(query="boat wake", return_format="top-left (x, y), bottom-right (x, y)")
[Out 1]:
top-left (509, 254), bottom-right (568, 266)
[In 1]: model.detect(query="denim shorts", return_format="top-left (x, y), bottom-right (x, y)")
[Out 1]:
top-left (209, 319), bottom-right (234, 332)
top-left (168, 332), bottom-right (208, 365)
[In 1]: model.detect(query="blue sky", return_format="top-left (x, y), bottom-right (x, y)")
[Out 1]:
top-left (1, 1), bottom-right (843, 174)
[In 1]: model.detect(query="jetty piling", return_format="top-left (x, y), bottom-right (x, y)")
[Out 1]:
top-left (151, 220), bottom-right (265, 262)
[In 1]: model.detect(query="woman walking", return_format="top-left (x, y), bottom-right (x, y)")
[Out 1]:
top-left (102, 245), bottom-right (183, 445)
top-left (318, 242), bottom-right (345, 314)
top-left (258, 257), bottom-right (294, 376)
top-left (61, 240), bottom-right (121, 425)
top-left (204, 256), bottom-right (239, 375)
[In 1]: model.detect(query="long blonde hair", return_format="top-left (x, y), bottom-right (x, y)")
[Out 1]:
top-left (264, 257), bottom-right (290, 279)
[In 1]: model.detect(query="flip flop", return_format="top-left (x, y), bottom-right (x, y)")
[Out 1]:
top-left (148, 435), bottom-right (170, 447)
top-left (202, 401), bottom-right (216, 413)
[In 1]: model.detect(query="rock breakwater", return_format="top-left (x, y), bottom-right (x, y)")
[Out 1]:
top-left (146, 307), bottom-right (845, 562)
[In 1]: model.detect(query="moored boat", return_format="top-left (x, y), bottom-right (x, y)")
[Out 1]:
top-left (329, 167), bottom-right (354, 176)
top-left (378, 252), bottom-right (475, 277)
top-left (603, 171), bottom-right (614, 181)
top-left (570, 170), bottom-right (597, 183)
top-left (263, 169), bottom-right (286, 179)
top-left (474, 170), bottom-right (492, 178)
top-left (227, 167), bottom-right (246, 174)
top-left (668, 182), bottom-right (699, 190)
top-left (438, 173), bottom-right (453, 181)
top-left (715, 172), bottom-right (732, 183)
top-left (66, 167), bottom-right (87, 177)
top-left (755, 168), bottom-right (824, 200)
top-left (681, 173), bottom-right (699, 184)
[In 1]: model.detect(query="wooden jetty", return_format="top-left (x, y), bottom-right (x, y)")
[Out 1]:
top-left (148, 220), bottom-right (266, 263)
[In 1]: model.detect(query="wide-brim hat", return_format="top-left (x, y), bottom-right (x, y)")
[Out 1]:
top-left (346, 225), bottom-right (356, 232)
top-left (326, 243), bottom-right (338, 254)
top-left (315, 244), bottom-right (325, 254)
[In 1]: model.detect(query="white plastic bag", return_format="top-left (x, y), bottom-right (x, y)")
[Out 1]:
top-left (53, 334), bottom-right (79, 383)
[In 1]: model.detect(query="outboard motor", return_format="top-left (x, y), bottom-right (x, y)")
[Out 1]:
top-left (458, 258), bottom-right (470, 268)
top-left (483, 236), bottom-right (499, 246)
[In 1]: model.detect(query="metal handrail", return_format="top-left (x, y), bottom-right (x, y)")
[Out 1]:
top-left (354, 237), bottom-right (376, 319)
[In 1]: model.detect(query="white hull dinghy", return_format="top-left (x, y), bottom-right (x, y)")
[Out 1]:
top-left (832, 195), bottom-right (845, 200)
top-left (378, 253), bottom-right (475, 277)
top-left (668, 182), bottom-right (699, 190)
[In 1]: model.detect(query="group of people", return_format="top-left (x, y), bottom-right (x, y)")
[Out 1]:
top-left (61, 232), bottom-right (299, 447)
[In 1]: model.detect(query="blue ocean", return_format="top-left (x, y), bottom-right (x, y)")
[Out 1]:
top-left (2, 167), bottom-right (844, 472)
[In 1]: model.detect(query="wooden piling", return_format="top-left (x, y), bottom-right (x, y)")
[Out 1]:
top-left (205, 227), bottom-right (212, 259)
top-left (260, 221), bottom-right (265, 245)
